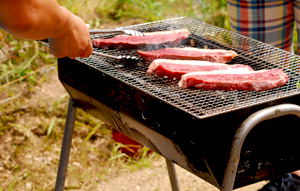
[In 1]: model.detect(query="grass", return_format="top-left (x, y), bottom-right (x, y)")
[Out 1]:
top-left (0, 1), bottom-right (245, 190)
top-left (0, 0), bottom-right (229, 85)
top-left (0, 0), bottom-right (280, 190)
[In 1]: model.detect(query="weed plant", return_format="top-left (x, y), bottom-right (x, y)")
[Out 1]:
top-left (0, 0), bottom-right (229, 85)
top-left (1, 1), bottom-right (300, 190)
top-left (0, 1), bottom-right (230, 190)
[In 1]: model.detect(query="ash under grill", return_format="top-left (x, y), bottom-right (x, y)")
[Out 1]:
top-left (80, 17), bottom-right (300, 119)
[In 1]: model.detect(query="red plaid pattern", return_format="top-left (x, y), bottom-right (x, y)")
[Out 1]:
top-left (227, 0), bottom-right (300, 53)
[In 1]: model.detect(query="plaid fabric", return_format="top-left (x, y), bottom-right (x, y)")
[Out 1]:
top-left (227, 0), bottom-right (300, 53)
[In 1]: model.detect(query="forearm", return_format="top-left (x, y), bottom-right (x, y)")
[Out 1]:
top-left (0, 0), bottom-right (70, 40)
top-left (0, 0), bottom-right (93, 59)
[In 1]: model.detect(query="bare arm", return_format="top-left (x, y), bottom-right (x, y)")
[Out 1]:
top-left (0, 0), bottom-right (93, 59)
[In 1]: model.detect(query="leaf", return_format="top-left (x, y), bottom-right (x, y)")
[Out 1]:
top-left (47, 118), bottom-right (56, 138)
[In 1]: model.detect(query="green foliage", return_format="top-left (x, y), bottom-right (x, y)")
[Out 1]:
top-left (86, 0), bottom-right (196, 23)
top-left (84, 122), bottom-right (103, 142)
top-left (102, 0), bottom-right (172, 21)
top-left (194, 0), bottom-right (230, 30)
top-left (0, 31), bottom-right (55, 85)
top-left (108, 142), bottom-right (157, 171)
top-left (126, 147), bottom-right (156, 170)
top-left (0, 0), bottom-right (230, 87)
top-left (8, 174), bottom-right (17, 191)
top-left (58, 0), bottom-right (230, 28)
top-left (53, 93), bottom-right (69, 112)
top-left (0, 1), bottom-right (231, 190)
top-left (46, 118), bottom-right (56, 138)
top-left (109, 143), bottom-right (128, 162)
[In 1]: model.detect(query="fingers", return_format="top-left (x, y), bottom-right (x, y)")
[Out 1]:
top-left (48, 14), bottom-right (93, 59)
top-left (78, 24), bottom-right (93, 58)
top-left (50, 39), bottom-right (92, 59)
top-left (70, 37), bottom-right (92, 59)
top-left (79, 40), bottom-right (93, 58)
top-left (49, 30), bottom-right (92, 59)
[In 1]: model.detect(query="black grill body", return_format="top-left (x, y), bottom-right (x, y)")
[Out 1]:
top-left (58, 17), bottom-right (300, 189)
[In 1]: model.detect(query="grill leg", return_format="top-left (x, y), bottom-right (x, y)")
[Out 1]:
top-left (55, 97), bottom-right (77, 191)
top-left (221, 104), bottom-right (300, 191)
top-left (166, 159), bottom-right (180, 191)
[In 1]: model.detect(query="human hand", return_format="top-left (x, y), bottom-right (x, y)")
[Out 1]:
top-left (48, 7), bottom-right (93, 59)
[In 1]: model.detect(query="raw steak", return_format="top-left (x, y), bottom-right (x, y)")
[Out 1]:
top-left (178, 69), bottom-right (289, 91)
top-left (147, 59), bottom-right (253, 79)
top-left (93, 29), bottom-right (190, 49)
top-left (138, 47), bottom-right (238, 63)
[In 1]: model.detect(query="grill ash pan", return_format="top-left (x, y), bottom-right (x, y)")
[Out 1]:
top-left (58, 17), bottom-right (300, 190)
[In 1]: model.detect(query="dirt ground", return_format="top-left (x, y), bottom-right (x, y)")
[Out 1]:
top-left (97, 157), bottom-right (268, 191)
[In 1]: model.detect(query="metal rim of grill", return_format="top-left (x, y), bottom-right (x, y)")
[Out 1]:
top-left (77, 17), bottom-right (300, 119)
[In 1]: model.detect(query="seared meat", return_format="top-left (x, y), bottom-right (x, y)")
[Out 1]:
top-left (138, 47), bottom-right (238, 63)
top-left (93, 29), bottom-right (190, 49)
top-left (147, 59), bottom-right (253, 79)
top-left (178, 69), bottom-right (289, 91)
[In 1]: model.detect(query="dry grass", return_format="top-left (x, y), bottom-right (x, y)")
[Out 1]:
top-left (0, 68), bottom-right (159, 191)
top-left (0, 1), bottom-right (232, 190)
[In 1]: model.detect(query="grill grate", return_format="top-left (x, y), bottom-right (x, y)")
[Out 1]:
top-left (78, 17), bottom-right (300, 119)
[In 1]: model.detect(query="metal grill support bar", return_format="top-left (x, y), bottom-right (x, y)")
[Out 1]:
top-left (221, 104), bottom-right (300, 191)
top-left (54, 97), bottom-right (180, 191)
top-left (166, 159), bottom-right (180, 191)
top-left (55, 97), bottom-right (77, 191)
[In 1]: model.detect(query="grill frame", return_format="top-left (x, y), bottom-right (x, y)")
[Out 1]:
top-left (82, 17), bottom-right (300, 119)
top-left (58, 17), bottom-right (300, 189)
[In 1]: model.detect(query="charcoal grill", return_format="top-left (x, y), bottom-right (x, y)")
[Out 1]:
top-left (54, 17), bottom-right (300, 191)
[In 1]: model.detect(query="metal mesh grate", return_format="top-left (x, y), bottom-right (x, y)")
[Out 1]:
top-left (78, 17), bottom-right (300, 119)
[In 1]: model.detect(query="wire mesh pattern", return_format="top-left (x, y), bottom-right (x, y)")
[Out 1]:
top-left (78, 17), bottom-right (300, 119)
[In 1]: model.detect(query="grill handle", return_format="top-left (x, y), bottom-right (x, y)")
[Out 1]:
top-left (92, 51), bottom-right (140, 62)
top-left (89, 29), bottom-right (144, 36)
top-left (221, 104), bottom-right (300, 191)
top-left (89, 29), bottom-right (125, 33)
top-left (37, 39), bottom-right (140, 62)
